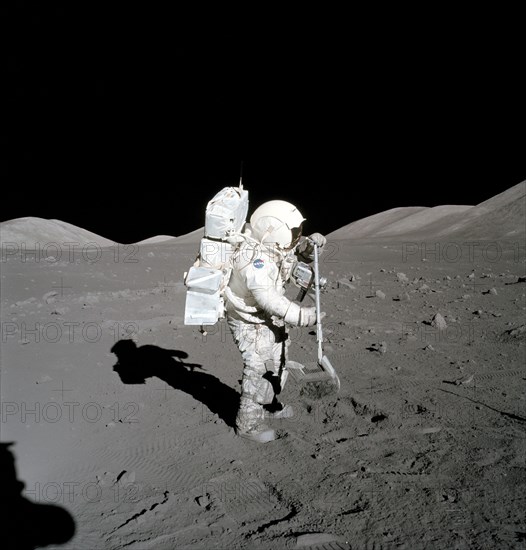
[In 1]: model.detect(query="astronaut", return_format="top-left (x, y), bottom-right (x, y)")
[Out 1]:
top-left (224, 200), bottom-right (326, 443)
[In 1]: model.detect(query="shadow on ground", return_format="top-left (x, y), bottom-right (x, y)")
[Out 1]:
top-left (3, 441), bottom-right (76, 549)
top-left (111, 340), bottom-right (239, 428)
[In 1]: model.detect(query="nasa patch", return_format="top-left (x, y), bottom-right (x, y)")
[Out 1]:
top-left (253, 258), bottom-right (265, 269)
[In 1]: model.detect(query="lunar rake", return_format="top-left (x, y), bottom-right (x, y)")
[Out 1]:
top-left (291, 242), bottom-right (341, 398)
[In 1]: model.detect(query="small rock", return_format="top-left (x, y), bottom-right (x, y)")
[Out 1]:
top-left (455, 374), bottom-right (474, 386)
top-left (337, 280), bottom-right (355, 290)
top-left (421, 426), bottom-right (441, 434)
top-left (431, 313), bottom-right (447, 330)
top-left (42, 291), bottom-right (58, 304)
top-left (468, 272), bottom-right (475, 279)
top-left (368, 342), bottom-right (387, 354)
top-left (118, 470), bottom-right (136, 484)
top-left (424, 344), bottom-right (435, 351)
top-left (396, 272), bottom-right (409, 283)
top-left (503, 325), bottom-right (526, 339)
top-left (375, 290), bottom-right (386, 299)
top-left (50, 306), bottom-right (69, 316)
top-left (195, 494), bottom-right (211, 508)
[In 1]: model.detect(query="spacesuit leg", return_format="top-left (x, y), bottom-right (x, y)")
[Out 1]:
top-left (227, 317), bottom-right (276, 433)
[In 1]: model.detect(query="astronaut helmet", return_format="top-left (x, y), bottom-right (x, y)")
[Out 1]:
top-left (250, 200), bottom-right (305, 249)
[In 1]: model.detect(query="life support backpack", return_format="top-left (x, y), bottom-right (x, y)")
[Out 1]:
top-left (183, 185), bottom-right (249, 326)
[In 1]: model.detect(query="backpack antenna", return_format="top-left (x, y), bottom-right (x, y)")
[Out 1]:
top-left (239, 160), bottom-right (244, 189)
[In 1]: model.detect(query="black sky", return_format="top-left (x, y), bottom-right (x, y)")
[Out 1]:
top-left (3, 5), bottom-right (525, 243)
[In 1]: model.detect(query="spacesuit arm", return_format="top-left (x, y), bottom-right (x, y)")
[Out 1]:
top-left (250, 286), bottom-right (302, 323)
top-left (244, 258), bottom-right (303, 324)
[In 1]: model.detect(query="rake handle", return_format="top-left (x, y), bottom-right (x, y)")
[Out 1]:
top-left (313, 243), bottom-right (324, 363)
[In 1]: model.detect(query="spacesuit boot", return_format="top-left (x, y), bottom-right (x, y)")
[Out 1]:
top-left (263, 397), bottom-right (294, 419)
top-left (233, 350), bottom-right (278, 442)
top-left (235, 399), bottom-right (276, 442)
top-left (236, 422), bottom-right (276, 443)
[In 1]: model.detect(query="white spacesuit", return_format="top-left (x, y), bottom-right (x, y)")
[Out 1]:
top-left (224, 200), bottom-right (326, 443)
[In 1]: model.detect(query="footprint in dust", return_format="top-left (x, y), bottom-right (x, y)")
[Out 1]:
top-left (350, 397), bottom-right (389, 424)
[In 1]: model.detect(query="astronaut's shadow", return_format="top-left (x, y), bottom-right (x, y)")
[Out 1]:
top-left (111, 340), bottom-right (239, 428)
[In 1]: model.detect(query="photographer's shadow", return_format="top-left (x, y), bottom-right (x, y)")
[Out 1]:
top-left (3, 441), bottom-right (75, 549)
top-left (111, 340), bottom-right (239, 428)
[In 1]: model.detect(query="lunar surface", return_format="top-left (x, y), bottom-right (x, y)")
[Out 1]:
top-left (1, 182), bottom-right (525, 549)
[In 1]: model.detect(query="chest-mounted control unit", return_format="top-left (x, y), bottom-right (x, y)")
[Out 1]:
top-left (292, 261), bottom-right (327, 302)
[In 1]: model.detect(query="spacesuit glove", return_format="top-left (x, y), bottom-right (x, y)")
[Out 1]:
top-left (308, 233), bottom-right (327, 249)
top-left (298, 306), bottom-right (317, 327)
top-left (298, 233), bottom-right (326, 260)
